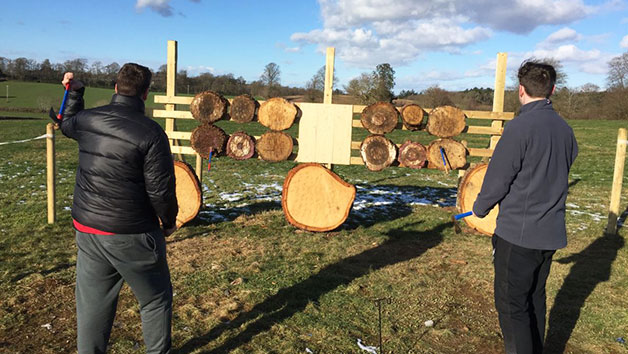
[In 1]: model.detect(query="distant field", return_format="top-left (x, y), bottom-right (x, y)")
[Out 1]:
top-left (0, 82), bottom-right (627, 353)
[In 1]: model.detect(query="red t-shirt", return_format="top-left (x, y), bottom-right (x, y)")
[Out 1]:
top-left (73, 219), bottom-right (114, 235)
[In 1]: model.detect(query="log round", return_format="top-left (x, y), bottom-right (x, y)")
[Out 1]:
top-left (256, 131), bottom-right (294, 162)
top-left (282, 163), bottom-right (356, 232)
top-left (173, 160), bottom-right (202, 228)
top-left (426, 105), bottom-right (466, 138)
top-left (360, 135), bottom-right (397, 171)
top-left (226, 131), bottom-right (255, 160)
top-left (257, 97), bottom-right (297, 130)
top-left (230, 94), bottom-right (258, 123)
top-left (190, 90), bottom-right (228, 124)
top-left (427, 138), bottom-right (467, 171)
top-left (400, 104), bottom-right (425, 130)
top-left (190, 124), bottom-right (228, 159)
top-left (398, 140), bottom-right (427, 169)
top-left (360, 102), bottom-right (399, 134)
top-left (457, 163), bottom-right (498, 236)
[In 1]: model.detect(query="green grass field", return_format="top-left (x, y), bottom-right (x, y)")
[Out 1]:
top-left (0, 82), bottom-right (627, 353)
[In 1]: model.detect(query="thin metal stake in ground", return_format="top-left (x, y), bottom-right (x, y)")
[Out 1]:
top-left (373, 298), bottom-right (391, 353)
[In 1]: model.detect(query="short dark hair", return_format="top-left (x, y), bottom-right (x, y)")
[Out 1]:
top-left (517, 60), bottom-right (556, 98)
top-left (116, 63), bottom-right (152, 97)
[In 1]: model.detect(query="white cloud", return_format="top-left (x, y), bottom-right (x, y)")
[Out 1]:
top-left (185, 65), bottom-right (215, 76)
top-left (542, 28), bottom-right (582, 47)
top-left (292, 0), bottom-right (605, 68)
top-left (621, 35), bottom-right (628, 49)
top-left (136, 0), bottom-right (200, 17)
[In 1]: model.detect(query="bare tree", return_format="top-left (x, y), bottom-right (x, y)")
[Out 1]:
top-left (305, 66), bottom-right (337, 102)
top-left (344, 73), bottom-right (376, 104)
top-left (607, 52), bottom-right (628, 90)
top-left (260, 62), bottom-right (281, 97)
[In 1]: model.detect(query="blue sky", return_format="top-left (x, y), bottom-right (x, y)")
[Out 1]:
top-left (1, 0), bottom-right (627, 93)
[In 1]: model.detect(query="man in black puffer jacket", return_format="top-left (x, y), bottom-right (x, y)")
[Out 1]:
top-left (56, 63), bottom-right (178, 354)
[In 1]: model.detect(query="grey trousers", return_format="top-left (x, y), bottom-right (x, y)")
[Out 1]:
top-left (75, 229), bottom-right (172, 354)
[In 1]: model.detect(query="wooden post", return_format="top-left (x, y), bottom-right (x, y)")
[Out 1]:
top-left (606, 128), bottom-right (627, 235)
top-left (324, 47), bottom-right (335, 105)
top-left (46, 123), bottom-right (56, 224)
top-left (195, 153), bottom-right (203, 182)
top-left (490, 52), bottom-right (508, 150)
top-left (165, 40), bottom-right (184, 161)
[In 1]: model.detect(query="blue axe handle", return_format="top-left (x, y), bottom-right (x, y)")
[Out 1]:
top-left (57, 83), bottom-right (70, 120)
top-left (454, 211), bottom-right (473, 220)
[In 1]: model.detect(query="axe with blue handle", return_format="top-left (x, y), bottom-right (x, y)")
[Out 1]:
top-left (452, 211), bottom-right (473, 233)
top-left (48, 83), bottom-right (70, 123)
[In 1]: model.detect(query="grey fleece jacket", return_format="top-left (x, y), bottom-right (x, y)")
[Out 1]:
top-left (472, 99), bottom-right (578, 250)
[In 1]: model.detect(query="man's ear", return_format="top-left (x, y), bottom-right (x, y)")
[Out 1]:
top-left (114, 84), bottom-right (118, 94)
top-left (519, 84), bottom-right (525, 97)
top-left (141, 88), bottom-right (149, 101)
top-left (551, 85), bottom-right (556, 96)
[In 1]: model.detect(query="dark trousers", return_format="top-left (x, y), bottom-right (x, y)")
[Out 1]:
top-left (493, 235), bottom-right (555, 354)
top-left (75, 229), bottom-right (172, 354)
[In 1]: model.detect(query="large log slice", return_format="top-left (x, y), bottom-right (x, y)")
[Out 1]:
top-left (173, 161), bottom-right (202, 228)
top-left (457, 163), bottom-right (498, 236)
top-left (398, 140), bottom-right (427, 169)
top-left (190, 90), bottom-right (228, 124)
top-left (226, 131), bottom-right (255, 160)
top-left (256, 131), bottom-right (294, 162)
top-left (361, 102), bottom-right (399, 134)
top-left (190, 124), bottom-right (228, 159)
top-left (282, 163), bottom-right (356, 232)
top-left (258, 97), bottom-right (297, 130)
top-left (426, 105), bottom-right (466, 138)
top-left (360, 135), bottom-right (397, 171)
top-left (230, 94), bottom-right (258, 123)
top-left (427, 138), bottom-right (467, 170)
top-left (400, 104), bottom-right (426, 130)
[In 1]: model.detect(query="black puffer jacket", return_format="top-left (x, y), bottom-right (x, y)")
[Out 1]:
top-left (60, 91), bottom-right (178, 233)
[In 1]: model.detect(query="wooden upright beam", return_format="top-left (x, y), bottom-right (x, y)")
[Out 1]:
top-left (606, 128), bottom-right (628, 235)
top-left (166, 40), bottom-right (177, 143)
top-left (490, 52), bottom-right (508, 150)
top-left (46, 123), bottom-right (56, 224)
top-left (324, 47), bottom-right (335, 105)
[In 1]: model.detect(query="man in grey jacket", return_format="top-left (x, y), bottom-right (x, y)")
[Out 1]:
top-left (473, 60), bottom-right (578, 353)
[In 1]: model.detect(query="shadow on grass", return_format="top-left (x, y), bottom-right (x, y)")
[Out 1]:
top-left (11, 262), bottom-right (76, 282)
top-left (176, 220), bottom-right (448, 353)
top-left (544, 208), bottom-right (626, 353)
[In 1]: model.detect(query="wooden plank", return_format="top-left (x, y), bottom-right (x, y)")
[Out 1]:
top-left (324, 47), bottom-right (335, 105)
top-left (350, 156), bottom-right (364, 165)
top-left (154, 109), bottom-right (194, 119)
top-left (493, 52), bottom-right (508, 113)
top-left (464, 110), bottom-right (514, 120)
top-left (464, 126), bottom-right (503, 135)
top-left (606, 128), bottom-right (628, 234)
top-left (165, 41), bottom-right (177, 145)
top-left (46, 123), bottom-right (56, 224)
top-left (167, 131), bottom-right (192, 140)
top-left (296, 102), bottom-right (353, 165)
top-left (467, 148), bottom-right (494, 157)
top-left (155, 95), bottom-right (193, 105)
top-left (170, 145), bottom-right (197, 155)
top-left (489, 135), bottom-right (501, 149)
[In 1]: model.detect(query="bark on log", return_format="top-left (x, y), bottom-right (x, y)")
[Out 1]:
top-left (230, 94), bottom-right (258, 123)
top-left (457, 163), bottom-right (498, 236)
top-left (226, 131), bottom-right (255, 160)
top-left (426, 105), bottom-right (466, 138)
top-left (258, 97), bottom-right (297, 130)
top-left (360, 135), bottom-right (397, 171)
top-left (256, 131), bottom-right (294, 162)
top-left (360, 102), bottom-right (399, 134)
top-left (190, 124), bottom-right (228, 159)
top-left (400, 104), bottom-right (426, 130)
top-left (190, 90), bottom-right (228, 124)
top-left (282, 163), bottom-right (356, 232)
top-left (427, 138), bottom-right (467, 170)
top-left (173, 160), bottom-right (202, 228)
top-left (398, 140), bottom-right (427, 169)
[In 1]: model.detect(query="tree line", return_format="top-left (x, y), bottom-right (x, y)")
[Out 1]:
top-left (1, 52), bottom-right (627, 119)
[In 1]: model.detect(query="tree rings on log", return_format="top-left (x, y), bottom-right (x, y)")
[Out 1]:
top-left (400, 104), bottom-right (425, 130)
top-left (398, 140), bottom-right (427, 169)
top-left (173, 160), bottom-right (202, 228)
top-left (230, 94), bottom-right (258, 123)
top-left (282, 163), bottom-right (356, 232)
top-left (190, 90), bottom-right (228, 124)
top-left (226, 131), bottom-right (255, 160)
top-left (360, 102), bottom-right (399, 134)
top-left (360, 135), bottom-right (397, 171)
top-left (190, 124), bottom-right (228, 159)
top-left (426, 105), bottom-right (466, 138)
top-left (256, 131), bottom-right (294, 162)
top-left (258, 97), bottom-right (297, 130)
top-left (457, 163), bottom-right (498, 236)
top-left (427, 138), bottom-right (467, 170)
